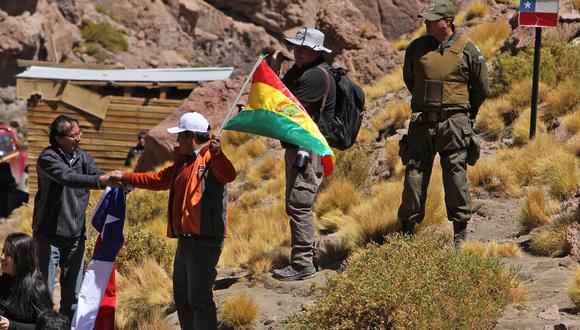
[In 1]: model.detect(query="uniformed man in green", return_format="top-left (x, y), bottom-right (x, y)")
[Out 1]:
top-left (397, 0), bottom-right (489, 245)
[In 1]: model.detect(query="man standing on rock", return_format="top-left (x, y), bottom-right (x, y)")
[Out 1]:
top-left (397, 0), bottom-right (489, 245)
top-left (33, 115), bottom-right (118, 320)
top-left (110, 112), bottom-right (236, 330)
top-left (269, 27), bottom-right (337, 281)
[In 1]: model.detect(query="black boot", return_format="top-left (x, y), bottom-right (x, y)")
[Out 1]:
top-left (453, 221), bottom-right (468, 248)
top-left (401, 221), bottom-right (415, 237)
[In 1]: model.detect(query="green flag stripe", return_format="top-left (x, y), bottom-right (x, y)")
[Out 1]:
top-left (223, 109), bottom-right (333, 157)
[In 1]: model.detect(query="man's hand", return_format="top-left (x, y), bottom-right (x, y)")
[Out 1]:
top-left (209, 134), bottom-right (222, 155)
top-left (99, 170), bottom-right (125, 188)
top-left (0, 316), bottom-right (10, 330)
top-left (268, 51), bottom-right (291, 75)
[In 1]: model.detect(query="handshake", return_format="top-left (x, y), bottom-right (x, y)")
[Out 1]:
top-left (98, 170), bottom-right (126, 189)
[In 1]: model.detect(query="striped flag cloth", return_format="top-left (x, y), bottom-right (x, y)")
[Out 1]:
top-left (223, 59), bottom-right (335, 176)
top-left (519, 0), bottom-right (559, 27)
top-left (71, 187), bottom-right (126, 330)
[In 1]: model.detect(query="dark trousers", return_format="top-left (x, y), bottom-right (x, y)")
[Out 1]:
top-left (35, 233), bottom-right (85, 321)
top-left (173, 237), bottom-right (223, 330)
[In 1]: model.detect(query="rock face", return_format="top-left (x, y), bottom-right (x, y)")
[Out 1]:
top-left (135, 77), bottom-right (247, 171)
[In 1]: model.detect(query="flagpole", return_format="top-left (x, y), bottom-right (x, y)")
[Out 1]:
top-left (216, 55), bottom-right (267, 136)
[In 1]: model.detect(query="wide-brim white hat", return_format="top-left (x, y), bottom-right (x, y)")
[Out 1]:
top-left (285, 27), bottom-right (332, 53)
top-left (167, 112), bottom-right (209, 134)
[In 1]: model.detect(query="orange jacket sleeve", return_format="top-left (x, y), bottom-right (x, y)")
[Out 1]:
top-left (123, 163), bottom-right (174, 191)
top-left (209, 151), bottom-right (236, 184)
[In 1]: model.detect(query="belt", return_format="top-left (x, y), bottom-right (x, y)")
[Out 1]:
top-left (420, 110), bottom-right (467, 122)
top-left (176, 232), bottom-right (222, 243)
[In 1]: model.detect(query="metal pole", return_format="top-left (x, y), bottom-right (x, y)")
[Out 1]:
top-left (216, 55), bottom-right (266, 136)
top-left (529, 27), bottom-right (542, 139)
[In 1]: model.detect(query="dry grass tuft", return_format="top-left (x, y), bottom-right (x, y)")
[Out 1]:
top-left (468, 156), bottom-right (520, 197)
top-left (461, 240), bottom-right (522, 259)
top-left (315, 178), bottom-right (362, 218)
top-left (543, 78), bottom-right (580, 122)
top-left (116, 259), bottom-right (173, 329)
top-left (10, 203), bottom-right (33, 235)
top-left (564, 134), bottom-right (580, 157)
top-left (562, 108), bottom-right (580, 137)
top-left (384, 137), bottom-right (405, 178)
top-left (511, 109), bottom-right (547, 146)
top-left (463, 0), bottom-right (489, 22)
top-left (504, 78), bottom-right (548, 117)
top-left (370, 100), bottom-right (411, 137)
top-left (474, 98), bottom-right (508, 139)
top-left (222, 131), bottom-right (252, 146)
top-left (248, 256), bottom-right (272, 276)
top-left (355, 127), bottom-right (373, 144)
top-left (363, 67), bottom-right (405, 102)
top-left (220, 293), bottom-right (260, 329)
top-left (416, 161), bottom-right (447, 232)
top-left (529, 216), bottom-right (573, 257)
top-left (517, 186), bottom-right (559, 234)
top-left (247, 155), bottom-right (282, 186)
top-left (569, 265), bottom-right (580, 308)
top-left (573, 0), bottom-right (580, 10)
top-left (328, 146), bottom-right (372, 189)
top-left (390, 26), bottom-right (426, 51)
top-left (468, 20), bottom-right (511, 59)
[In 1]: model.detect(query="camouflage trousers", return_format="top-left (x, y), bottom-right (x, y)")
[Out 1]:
top-left (398, 111), bottom-right (473, 225)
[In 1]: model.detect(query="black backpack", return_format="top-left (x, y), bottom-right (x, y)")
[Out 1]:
top-left (317, 66), bottom-right (365, 150)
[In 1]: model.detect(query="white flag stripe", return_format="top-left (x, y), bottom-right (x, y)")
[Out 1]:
top-left (535, 0), bottom-right (558, 13)
top-left (100, 214), bottom-right (121, 240)
top-left (71, 260), bottom-right (115, 330)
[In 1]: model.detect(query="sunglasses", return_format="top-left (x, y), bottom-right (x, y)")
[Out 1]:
top-left (65, 130), bottom-right (83, 139)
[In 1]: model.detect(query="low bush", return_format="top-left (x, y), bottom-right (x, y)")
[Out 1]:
top-left (463, 0), bottom-right (489, 22)
top-left (542, 78), bottom-right (580, 122)
top-left (125, 188), bottom-right (169, 226)
top-left (468, 157), bottom-right (520, 197)
top-left (314, 178), bottom-right (362, 218)
top-left (562, 108), bottom-right (580, 137)
top-left (517, 186), bottom-right (559, 234)
top-left (363, 67), bottom-right (405, 102)
top-left (95, 5), bottom-right (118, 22)
top-left (85, 42), bottom-right (109, 63)
top-left (468, 20), bottom-right (511, 59)
top-left (511, 109), bottom-right (547, 146)
top-left (82, 23), bottom-right (128, 52)
top-left (326, 146), bottom-right (372, 189)
top-left (529, 215), bottom-right (573, 257)
top-left (220, 293), bottom-right (260, 329)
top-left (289, 233), bottom-right (521, 329)
top-left (461, 240), bottom-right (522, 259)
top-left (474, 98), bottom-right (507, 139)
top-left (569, 265), bottom-right (580, 308)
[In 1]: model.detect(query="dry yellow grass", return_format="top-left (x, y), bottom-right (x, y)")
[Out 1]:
top-left (562, 108), bottom-right (580, 136)
top-left (363, 67), bottom-right (405, 102)
top-left (337, 181), bottom-right (402, 249)
top-left (511, 109), bottom-right (547, 146)
top-left (503, 78), bottom-right (548, 117)
top-left (468, 20), bottom-right (511, 59)
top-left (222, 130), bottom-right (252, 146)
top-left (248, 256), bottom-right (272, 276)
top-left (508, 276), bottom-right (529, 306)
top-left (116, 259), bottom-right (173, 329)
top-left (468, 156), bottom-right (520, 197)
top-left (529, 216), bottom-right (573, 257)
top-left (356, 127), bottom-right (373, 144)
top-left (564, 134), bottom-right (580, 156)
top-left (462, 0), bottom-right (489, 22)
top-left (370, 100), bottom-right (412, 135)
top-left (220, 293), bottom-right (260, 329)
top-left (461, 240), bottom-right (522, 259)
top-left (573, 0), bottom-right (580, 10)
top-left (517, 186), bottom-right (559, 234)
top-left (569, 265), bottom-right (580, 308)
top-left (314, 178), bottom-right (362, 218)
top-left (389, 26), bottom-right (426, 51)
top-left (474, 98), bottom-right (507, 139)
top-left (543, 78), bottom-right (580, 122)
top-left (247, 154), bottom-right (282, 186)
top-left (11, 203), bottom-right (33, 235)
top-left (220, 201), bottom-right (289, 267)
top-left (500, 134), bottom-right (580, 198)
top-left (384, 138), bottom-right (405, 178)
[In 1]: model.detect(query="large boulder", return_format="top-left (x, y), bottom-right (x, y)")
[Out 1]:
top-left (316, 0), bottom-right (398, 83)
top-left (135, 77), bottom-right (247, 171)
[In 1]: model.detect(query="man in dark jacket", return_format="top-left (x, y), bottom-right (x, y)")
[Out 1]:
top-left (269, 27), bottom-right (337, 281)
top-left (33, 115), bottom-right (117, 320)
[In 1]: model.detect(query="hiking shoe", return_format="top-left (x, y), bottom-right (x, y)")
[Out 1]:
top-left (272, 264), bottom-right (316, 281)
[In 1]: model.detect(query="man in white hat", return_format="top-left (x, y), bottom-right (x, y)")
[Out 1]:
top-left (269, 27), bottom-right (336, 281)
top-left (110, 112), bottom-right (236, 329)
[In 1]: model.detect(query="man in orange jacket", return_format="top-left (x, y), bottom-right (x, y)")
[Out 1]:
top-left (111, 112), bottom-right (236, 330)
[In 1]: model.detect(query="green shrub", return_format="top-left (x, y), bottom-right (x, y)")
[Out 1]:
top-left (326, 146), bottom-right (372, 189)
top-left (490, 37), bottom-right (580, 97)
top-left (95, 5), bottom-right (118, 22)
top-left (85, 42), bottom-right (109, 63)
top-left (82, 23), bottom-right (128, 52)
top-left (290, 233), bottom-right (519, 329)
top-left (86, 226), bottom-right (173, 274)
top-left (125, 189), bottom-right (169, 226)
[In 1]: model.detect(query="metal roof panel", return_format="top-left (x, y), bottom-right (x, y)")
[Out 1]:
top-left (16, 66), bottom-right (234, 82)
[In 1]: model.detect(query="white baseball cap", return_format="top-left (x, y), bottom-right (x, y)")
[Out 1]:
top-left (167, 112), bottom-right (210, 134)
top-left (285, 27), bottom-right (332, 53)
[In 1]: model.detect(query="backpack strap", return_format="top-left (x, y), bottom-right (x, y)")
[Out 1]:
top-left (315, 65), bottom-right (332, 113)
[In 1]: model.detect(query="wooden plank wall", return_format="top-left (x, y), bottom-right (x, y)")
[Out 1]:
top-left (27, 96), bottom-right (181, 196)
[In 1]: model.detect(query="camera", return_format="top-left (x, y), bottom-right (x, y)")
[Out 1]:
top-left (293, 149), bottom-right (310, 172)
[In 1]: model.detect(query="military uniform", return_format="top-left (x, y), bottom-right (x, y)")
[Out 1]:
top-left (398, 29), bottom-right (489, 240)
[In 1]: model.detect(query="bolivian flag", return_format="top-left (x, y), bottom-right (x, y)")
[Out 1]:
top-left (223, 59), bottom-right (335, 176)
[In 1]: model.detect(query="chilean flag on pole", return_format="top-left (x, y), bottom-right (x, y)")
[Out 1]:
top-left (71, 187), bottom-right (126, 330)
top-left (519, 0), bottom-right (559, 27)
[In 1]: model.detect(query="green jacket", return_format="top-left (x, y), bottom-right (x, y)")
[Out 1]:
top-left (403, 30), bottom-right (490, 118)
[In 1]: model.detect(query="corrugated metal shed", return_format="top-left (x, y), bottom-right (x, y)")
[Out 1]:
top-left (17, 66), bottom-right (234, 82)
top-left (17, 64), bottom-right (234, 197)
